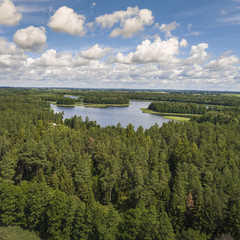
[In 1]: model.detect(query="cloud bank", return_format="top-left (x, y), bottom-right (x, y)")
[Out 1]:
top-left (0, 36), bottom-right (239, 90)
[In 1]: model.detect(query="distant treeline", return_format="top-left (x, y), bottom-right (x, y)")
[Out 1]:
top-left (84, 96), bottom-right (129, 104)
top-left (126, 92), bottom-right (240, 106)
top-left (4, 88), bottom-right (240, 107)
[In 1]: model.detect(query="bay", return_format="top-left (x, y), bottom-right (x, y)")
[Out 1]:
top-left (51, 101), bottom-right (170, 129)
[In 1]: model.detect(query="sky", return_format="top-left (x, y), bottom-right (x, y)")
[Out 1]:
top-left (0, 0), bottom-right (240, 91)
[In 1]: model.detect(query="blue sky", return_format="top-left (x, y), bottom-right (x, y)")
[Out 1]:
top-left (0, 0), bottom-right (239, 90)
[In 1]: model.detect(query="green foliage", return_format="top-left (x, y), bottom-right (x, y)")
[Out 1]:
top-left (46, 190), bottom-right (76, 240)
top-left (181, 228), bottom-right (209, 240)
top-left (84, 95), bottom-right (129, 104)
top-left (57, 97), bottom-right (75, 105)
top-left (0, 89), bottom-right (240, 239)
top-left (0, 183), bottom-right (25, 225)
top-left (148, 101), bottom-right (208, 115)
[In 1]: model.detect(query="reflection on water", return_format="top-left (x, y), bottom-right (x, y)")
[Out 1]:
top-left (51, 101), bottom-right (169, 129)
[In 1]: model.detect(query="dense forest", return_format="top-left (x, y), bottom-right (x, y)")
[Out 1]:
top-left (0, 89), bottom-right (240, 240)
top-left (83, 96), bottom-right (129, 104)
top-left (147, 101), bottom-right (238, 116)
top-left (56, 97), bottom-right (75, 105)
top-left (148, 102), bottom-right (208, 115)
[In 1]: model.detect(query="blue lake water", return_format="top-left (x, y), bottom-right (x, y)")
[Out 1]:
top-left (51, 101), bottom-right (170, 129)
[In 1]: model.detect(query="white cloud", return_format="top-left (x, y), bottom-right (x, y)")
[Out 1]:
top-left (207, 53), bottom-right (239, 71)
top-left (81, 44), bottom-right (111, 59)
top-left (96, 7), bottom-right (138, 28)
top-left (160, 21), bottom-right (179, 37)
top-left (185, 43), bottom-right (209, 64)
top-left (96, 6), bottom-right (154, 38)
top-left (0, 0), bottom-right (22, 26)
top-left (13, 26), bottom-right (47, 52)
top-left (0, 37), bottom-right (26, 67)
top-left (112, 37), bottom-right (181, 64)
top-left (0, 37), bottom-right (20, 55)
top-left (180, 39), bottom-right (188, 47)
top-left (34, 49), bottom-right (73, 67)
top-left (33, 49), bottom-right (92, 67)
top-left (48, 6), bottom-right (86, 36)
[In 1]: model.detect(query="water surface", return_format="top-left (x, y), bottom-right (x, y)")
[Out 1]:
top-left (51, 101), bottom-right (169, 129)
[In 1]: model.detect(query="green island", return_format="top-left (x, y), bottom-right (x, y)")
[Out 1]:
top-left (0, 88), bottom-right (240, 240)
top-left (53, 95), bottom-right (130, 108)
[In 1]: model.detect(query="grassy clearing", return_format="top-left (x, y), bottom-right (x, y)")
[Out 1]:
top-left (0, 226), bottom-right (40, 240)
top-left (163, 116), bottom-right (190, 122)
top-left (141, 108), bottom-right (201, 121)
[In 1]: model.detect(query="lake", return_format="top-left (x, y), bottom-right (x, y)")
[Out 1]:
top-left (51, 101), bottom-right (170, 129)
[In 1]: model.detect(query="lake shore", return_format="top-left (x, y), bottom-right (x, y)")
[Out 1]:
top-left (51, 102), bottom-right (130, 108)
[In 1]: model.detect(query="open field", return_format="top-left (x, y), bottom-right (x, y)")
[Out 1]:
top-left (162, 116), bottom-right (190, 122)
top-left (0, 226), bottom-right (40, 240)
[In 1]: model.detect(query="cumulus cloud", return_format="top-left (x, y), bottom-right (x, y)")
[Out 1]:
top-left (96, 7), bottom-right (138, 28)
top-left (33, 49), bottom-right (93, 67)
top-left (0, 37), bottom-right (21, 55)
top-left (185, 43), bottom-right (209, 64)
top-left (0, 0), bottom-right (22, 26)
top-left (112, 37), bottom-right (184, 64)
top-left (34, 49), bottom-right (72, 67)
top-left (13, 26), bottom-right (47, 52)
top-left (96, 6), bottom-right (154, 38)
top-left (207, 53), bottom-right (239, 71)
top-left (81, 44), bottom-right (111, 59)
top-left (48, 6), bottom-right (86, 36)
top-left (0, 37), bottom-right (26, 67)
top-left (160, 21), bottom-right (179, 37)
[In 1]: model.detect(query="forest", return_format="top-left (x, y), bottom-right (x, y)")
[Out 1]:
top-left (83, 96), bottom-right (129, 105)
top-left (148, 102), bottom-right (208, 115)
top-left (56, 97), bottom-right (76, 105)
top-left (0, 88), bottom-right (239, 240)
